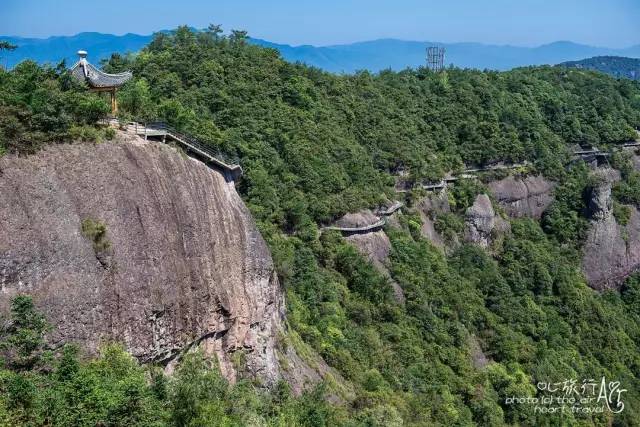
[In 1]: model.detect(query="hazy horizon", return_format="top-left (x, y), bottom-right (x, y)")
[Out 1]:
top-left (2, 30), bottom-right (639, 51)
top-left (2, 0), bottom-right (639, 49)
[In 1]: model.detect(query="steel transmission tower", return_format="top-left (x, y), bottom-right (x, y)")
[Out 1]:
top-left (426, 46), bottom-right (445, 72)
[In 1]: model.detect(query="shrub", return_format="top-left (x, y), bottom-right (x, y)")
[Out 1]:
top-left (81, 218), bottom-right (111, 253)
top-left (613, 201), bottom-right (632, 226)
top-left (68, 125), bottom-right (101, 142)
top-left (434, 212), bottom-right (465, 242)
top-left (104, 127), bottom-right (116, 140)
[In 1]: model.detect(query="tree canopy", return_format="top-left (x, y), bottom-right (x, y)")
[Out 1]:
top-left (2, 25), bottom-right (640, 426)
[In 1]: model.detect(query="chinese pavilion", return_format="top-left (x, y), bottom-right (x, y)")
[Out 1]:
top-left (70, 50), bottom-right (132, 115)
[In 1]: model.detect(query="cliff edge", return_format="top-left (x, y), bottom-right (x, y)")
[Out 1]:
top-left (0, 136), bottom-right (289, 387)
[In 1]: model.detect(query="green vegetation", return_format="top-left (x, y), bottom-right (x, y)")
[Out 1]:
top-left (0, 60), bottom-right (111, 155)
top-left (81, 218), bottom-right (111, 253)
top-left (2, 26), bottom-right (640, 425)
top-left (561, 56), bottom-right (640, 81)
top-left (101, 26), bottom-right (639, 227)
top-left (0, 296), bottom-right (339, 426)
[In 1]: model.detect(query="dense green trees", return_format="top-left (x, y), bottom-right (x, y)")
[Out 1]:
top-left (0, 296), bottom-right (341, 426)
top-left (561, 56), bottom-right (640, 81)
top-left (100, 26), bottom-right (640, 228)
top-left (2, 26), bottom-right (640, 425)
top-left (0, 60), bottom-right (111, 154)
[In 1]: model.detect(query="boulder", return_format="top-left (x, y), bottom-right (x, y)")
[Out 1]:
top-left (464, 194), bottom-right (510, 249)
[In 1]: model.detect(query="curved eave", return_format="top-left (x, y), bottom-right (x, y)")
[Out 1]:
top-left (70, 61), bottom-right (132, 88)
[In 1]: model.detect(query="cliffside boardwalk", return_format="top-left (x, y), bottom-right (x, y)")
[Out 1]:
top-left (401, 146), bottom-right (614, 194)
top-left (70, 50), bottom-right (242, 181)
top-left (322, 201), bottom-right (404, 235)
top-left (322, 218), bottom-right (387, 234)
top-left (106, 118), bottom-right (243, 181)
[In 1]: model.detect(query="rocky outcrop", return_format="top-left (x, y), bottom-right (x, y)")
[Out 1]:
top-left (346, 231), bottom-right (391, 272)
top-left (0, 136), bottom-right (299, 388)
top-left (464, 194), bottom-right (510, 249)
top-left (345, 230), bottom-right (405, 304)
top-left (469, 335), bottom-right (489, 370)
top-left (415, 192), bottom-right (451, 248)
top-left (487, 175), bottom-right (555, 219)
top-left (331, 202), bottom-right (407, 304)
top-left (581, 168), bottom-right (640, 290)
top-left (333, 210), bottom-right (381, 229)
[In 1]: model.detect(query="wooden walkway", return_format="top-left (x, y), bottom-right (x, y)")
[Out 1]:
top-left (376, 201), bottom-right (403, 216)
top-left (409, 163), bottom-right (529, 193)
top-left (397, 148), bottom-right (617, 194)
top-left (109, 119), bottom-right (243, 181)
top-left (323, 218), bottom-right (387, 233)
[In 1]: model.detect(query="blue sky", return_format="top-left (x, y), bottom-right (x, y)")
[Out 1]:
top-left (2, 0), bottom-right (639, 47)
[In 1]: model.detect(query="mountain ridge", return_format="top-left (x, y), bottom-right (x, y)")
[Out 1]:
top-left (560, 55), bottom-right (640, 80)
top-left (2, 30), bottom-right (640, 72)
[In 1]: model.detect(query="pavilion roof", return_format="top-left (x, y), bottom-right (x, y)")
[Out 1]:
top-left (70, 52), bottom-right (132, 88)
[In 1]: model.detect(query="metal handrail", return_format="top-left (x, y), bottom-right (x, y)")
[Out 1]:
top-left (102, 116), bottom-right (242, 178)
top-left (143, 121), bottom-right (240, 167)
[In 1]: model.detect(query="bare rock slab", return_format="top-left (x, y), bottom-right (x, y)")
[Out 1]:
top-left (0, 140), bottom-right (287, 387)
top-left (488, 175), bottom-right (555, 219)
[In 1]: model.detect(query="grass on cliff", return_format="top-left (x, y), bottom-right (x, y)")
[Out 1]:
top-left (81, 218), bottom-right (111, 253)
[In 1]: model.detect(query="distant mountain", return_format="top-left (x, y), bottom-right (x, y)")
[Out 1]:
top-left (0, 32), bottom-right (152, 68)
top-left (560, 56), bottom-right (640, 80)
top-left (2, 31), bottom-right (640, 72)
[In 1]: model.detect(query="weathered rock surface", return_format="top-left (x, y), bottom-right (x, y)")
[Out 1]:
top-left (464, 194), bottom-right (510, 249)
top-left (487, 175), bottom-right (555, 219)
top-left (582, 168), bottom-right (640, 290)
top-left (345, 231), bottom-right (405, 304)
top-left (0, 138), bottom-right (293, 387)
top-left (415, 192), bottom-right (451, 248)
top-left (346, 231), bottom-right (391, 272)
top-left (333, 210), bottom-right (381, 229)
top-left (469, 335), bottom-right (490, 370)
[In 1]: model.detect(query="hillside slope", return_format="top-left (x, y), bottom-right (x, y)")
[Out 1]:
top-left (560, 55), bottom-right (640, 80)
top-left (3, 27), bottom-right (640, 425)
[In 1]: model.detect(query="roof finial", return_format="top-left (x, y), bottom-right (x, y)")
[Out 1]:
top-left (77, 50), bottom-right (88, 59)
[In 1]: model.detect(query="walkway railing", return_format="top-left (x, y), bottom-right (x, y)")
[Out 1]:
top-left (105, 118), bottom-right (243, 180)
top-left (322, 202), bottom-right (404, 235)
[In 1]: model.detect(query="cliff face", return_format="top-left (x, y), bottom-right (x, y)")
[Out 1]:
top-left (332, 210), bottom-right (405, 304)
top-left (0, 137), bottom-right (287, 386)
top-left (415, 192), bottom-right (450, 248)
top-left (488, 175), bottom-right (555, 219)
top-left (582, 168), bottom-right (640, 290)
top-left (464, 194), bottom-right (510, 249)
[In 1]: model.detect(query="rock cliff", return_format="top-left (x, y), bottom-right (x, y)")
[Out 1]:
top-left (464, 194), bottom-right (510, 249)
top-left (0, 137), bottom-right (291, 387)
top-left (581, 168), bottom-right (640, 290)
top-left (332, 210), bottom-right (405, 304)
top-left (487, 175), bottom-right (555, 219)
top-left (415, 191), bottom-right (451, 248)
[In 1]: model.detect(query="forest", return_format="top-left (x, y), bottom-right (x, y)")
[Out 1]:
top-left (561, 56), bottom-right (640, 81)
top-left (2, 26), bottom-right (640, 426)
